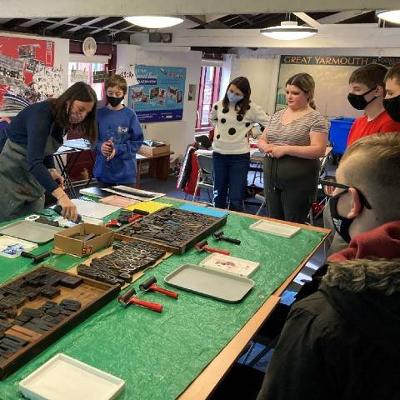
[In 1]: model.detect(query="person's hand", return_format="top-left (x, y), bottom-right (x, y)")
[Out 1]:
top-left (258, 141), bottom-right (273, 153)
top-left (270, 145), bottom-right (287, 159)
top-left (49, 168), bottom-right (64, 190)
top-left (58, 195), bottom-right (78, 222)
top-left (101, 140), bottom-right (114, 158)
top-left (107, 147), bottom-right (116, 161)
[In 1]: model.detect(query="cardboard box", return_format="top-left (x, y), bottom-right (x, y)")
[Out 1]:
top-left (54, 223), bottom-right (114, 257)
top-left (138, 144), bottom-right (170, 157)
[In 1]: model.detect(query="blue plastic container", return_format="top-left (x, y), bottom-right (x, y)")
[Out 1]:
top-left (329, 118), bottom-right (355, 156)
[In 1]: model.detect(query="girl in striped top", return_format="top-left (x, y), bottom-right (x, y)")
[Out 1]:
top-left (258, 73), bottom-right (329, 223)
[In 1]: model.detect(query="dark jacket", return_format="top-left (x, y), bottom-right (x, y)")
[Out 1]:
top-left (257, 259), bottom-right (400, 400)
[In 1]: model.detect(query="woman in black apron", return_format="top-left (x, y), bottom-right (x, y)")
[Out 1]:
top-left (0, 82), bottom-right (97, 222)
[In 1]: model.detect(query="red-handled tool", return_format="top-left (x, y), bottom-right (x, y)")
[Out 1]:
top-left (194, 240), bottom-right (230, 255)
top-left (139, 276), bottom-right (178, 299)
top-left (118, 288), bottom-right (163, 313)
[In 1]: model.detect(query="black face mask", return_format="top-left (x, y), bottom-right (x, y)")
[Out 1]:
top-left (107, 95), bottom-right (124, 107)
top-left (329, 186), bottom-right (372, 243)
top-left (383, 95), bottom-right (400, 122)
top-left (329, 192), bottom-right (353, 243)
top-left (347, 87), bottom-right (377, 110)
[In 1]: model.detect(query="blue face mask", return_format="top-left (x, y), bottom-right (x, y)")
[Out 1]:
top-left (227, 91), bottom-right (244, 104)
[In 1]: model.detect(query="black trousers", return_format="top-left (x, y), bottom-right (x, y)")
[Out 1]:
top-left (263, 155), bottom-right (319, 223)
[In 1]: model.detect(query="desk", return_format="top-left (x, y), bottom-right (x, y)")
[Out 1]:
top-left (136, 151), bottom-right (173, 188)
top-left (0, 199), bottom-right (329, 399)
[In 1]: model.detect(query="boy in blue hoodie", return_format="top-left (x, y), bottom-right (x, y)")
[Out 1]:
top-left (94, 74), bottom-right (143, 186)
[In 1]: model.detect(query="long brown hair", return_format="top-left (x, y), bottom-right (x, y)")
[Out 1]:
top-left (50, 82), bottom-right (98, 143)
top-left (286, 73), bottom-right (316, 109)
top-left (222, 76), bottom-right (251, 116)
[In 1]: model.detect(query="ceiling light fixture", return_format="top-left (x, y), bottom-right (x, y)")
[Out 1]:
top-left (376, 10), bottom-right (400, 24)
top-left (261, 21), bottom-right (318, 41)
top-left (124, 16), bottom-right (184, 29)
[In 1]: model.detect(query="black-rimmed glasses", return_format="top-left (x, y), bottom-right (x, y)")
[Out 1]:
top-left (319, 179), bottom-right (372, 209)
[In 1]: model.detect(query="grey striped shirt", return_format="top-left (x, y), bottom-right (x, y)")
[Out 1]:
top-left (267, 109), bottom-right (329, 146)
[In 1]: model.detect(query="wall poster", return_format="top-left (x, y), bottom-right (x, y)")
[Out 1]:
top-left (128, 65), bottom-right (186, 123)
top-left (276, 55), bottom-right (400, 118)
top-left (0, 35), bottom-right (62, 115)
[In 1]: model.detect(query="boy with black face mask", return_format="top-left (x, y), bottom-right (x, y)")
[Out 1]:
top-left (257, 132), bottom-right (400, 400)
top-left (346, 63), bottom-right (400, 146)
top-left (383, 63), bottom-right (400, 122)
top-left (93, 74), bottom-right (143, 186)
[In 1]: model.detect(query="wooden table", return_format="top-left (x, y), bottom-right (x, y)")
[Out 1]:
top-left (136, 152), bottom-right (173, 188)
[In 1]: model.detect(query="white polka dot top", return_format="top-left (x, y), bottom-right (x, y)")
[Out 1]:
top-left (210, 100), bottom-right (269, 155)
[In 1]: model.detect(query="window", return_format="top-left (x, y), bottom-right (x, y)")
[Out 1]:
top-left (196, 66), bottom-right (222, 129)
top-left (68, 62), bottom-right (106, 100)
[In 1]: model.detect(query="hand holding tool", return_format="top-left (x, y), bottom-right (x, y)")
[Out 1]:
top-left (194, 240), bottom-right (230, 255)
top-left (54, 205), bottom-right (82, 223)
top-left (117, 288), bottom-right (163, 313)
top-left (139, 276), bottom-right (178, 299)
top-left (213, 231), bottom-right (241, 245)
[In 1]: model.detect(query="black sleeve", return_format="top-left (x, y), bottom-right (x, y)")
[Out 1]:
top-left (256, 306), bottom-right (329, 400)
top-left (43, 155), bottom-right (55, 169)
top-left (25, 110), bottom-right (58, 193)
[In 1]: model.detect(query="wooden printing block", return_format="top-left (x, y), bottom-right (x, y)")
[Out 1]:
top-left (40, 286), bottom-right (60, 299)
top-left (20, 308), bottom-right (44, 319)
top-left (59, 276), bottom-right (83, 289)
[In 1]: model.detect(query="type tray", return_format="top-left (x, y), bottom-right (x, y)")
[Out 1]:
top-left (19, 353), bottom-right (125, 400)
top-left (0, 266), bottom-right (120, 380)
top-left (0, 221), bottom-right (63, 244)
top-left (116, 207), bottom-right (227, 254)
top-left (164, 264), bottom-right (254, 302)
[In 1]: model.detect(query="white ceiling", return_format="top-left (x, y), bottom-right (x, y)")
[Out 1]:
top-left (0, 0), bottom-right (399, 18)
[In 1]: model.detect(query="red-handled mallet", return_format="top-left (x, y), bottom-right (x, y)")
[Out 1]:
top-left (194, 240), bottom-right (230, 255)
top-left (117, 288), bottom-right (163, 313)
top-left (139, 276), bottom-right (178, 299)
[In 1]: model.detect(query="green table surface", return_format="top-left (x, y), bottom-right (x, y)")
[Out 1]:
top-left (0, 200), bottom-right (326, 400)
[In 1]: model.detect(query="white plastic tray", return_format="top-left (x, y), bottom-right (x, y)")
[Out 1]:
top-left (19, 353), bottom-right (125, 400)
top-left (0, 221), bottom-right (63, 244)
top-left (164, 264), bottom-right (254, 302)
top-left (249, 220), bottom-right (300, 238)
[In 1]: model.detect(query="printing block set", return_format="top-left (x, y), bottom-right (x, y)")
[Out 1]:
top-left (0, 266), bottom-right (119, 379)
top-left (77, 241), bottom-right (166, 285)
top-left (116, 207), bottom-right (227, 254)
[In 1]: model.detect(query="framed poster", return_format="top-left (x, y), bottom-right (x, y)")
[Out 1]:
top-left (128, 65), bottom-right (186, 123)
top-left (0, 36), bottom-right (62, 115)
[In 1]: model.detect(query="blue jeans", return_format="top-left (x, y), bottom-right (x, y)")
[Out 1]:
top-left (213, 152), bottom-right (249, 211)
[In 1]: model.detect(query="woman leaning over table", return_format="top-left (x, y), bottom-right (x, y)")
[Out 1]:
top-left (258, 73), bottom-right (328, 223)
top-left (0, 82), bottom-right (97, 223)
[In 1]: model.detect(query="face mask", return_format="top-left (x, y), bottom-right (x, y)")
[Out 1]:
top-left (329, 191), bottom-right (353, 243)
top-left (107, 95), bottom-right (124, 107)
top-left (227, 91), bottom-right (244, 104)
top-left (347, 87), bottom-right (377, 110)
top-left (383, 95), bottom-right (400, 122)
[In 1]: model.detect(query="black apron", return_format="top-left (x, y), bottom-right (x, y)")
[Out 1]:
top-left (0, 132), bottom-right (62, 222)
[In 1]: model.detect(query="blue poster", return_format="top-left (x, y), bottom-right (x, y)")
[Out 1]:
top-left (128, 65), bottom-right (186, 123)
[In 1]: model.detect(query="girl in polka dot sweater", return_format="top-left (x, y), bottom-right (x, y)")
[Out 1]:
top-left (210, 76), bottom-right (269, 211)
